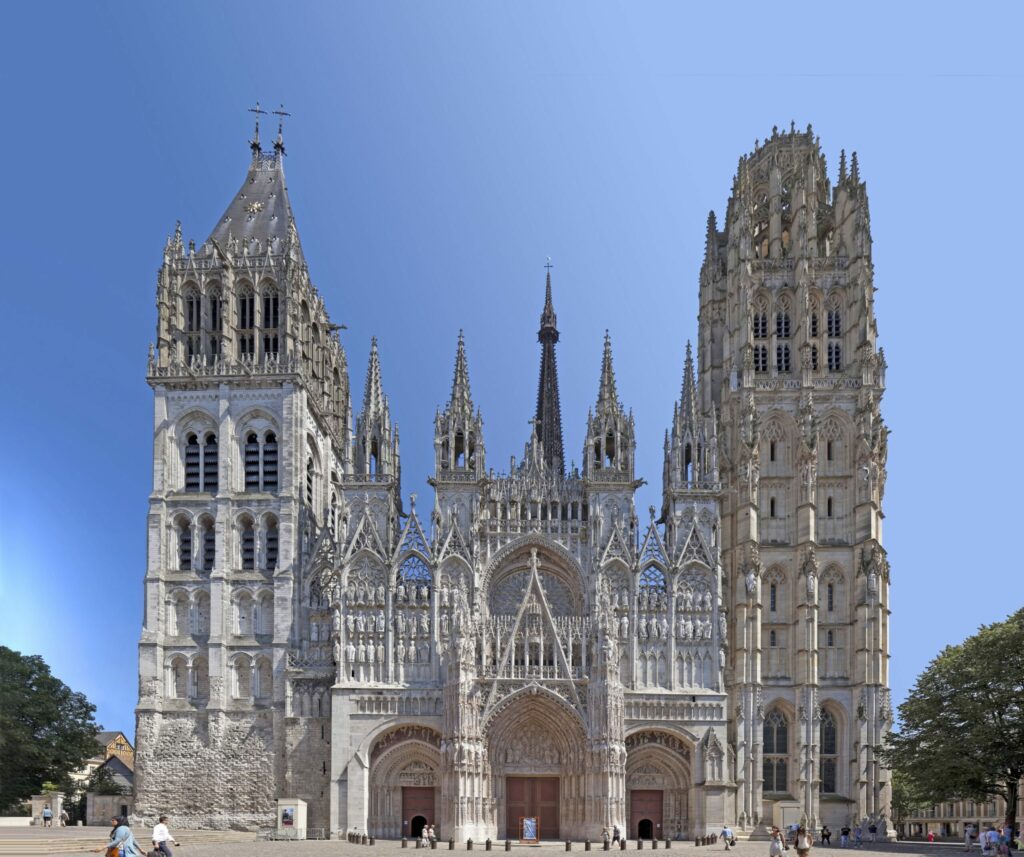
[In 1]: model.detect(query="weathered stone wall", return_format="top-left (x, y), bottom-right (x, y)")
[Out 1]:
top-left (134, 710), bottom-right (276, 829)
top-left (283, 717), bottom-right (332, 830)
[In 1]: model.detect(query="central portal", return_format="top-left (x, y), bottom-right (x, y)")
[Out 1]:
top-left (505, 777), bottom-right (560, 840)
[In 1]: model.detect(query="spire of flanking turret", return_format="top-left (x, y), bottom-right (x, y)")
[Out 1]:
top-left (534, 262), bottom-right (565, 474)
top-left (596, 330), bottom-right (619, 411)
top-left (679, 341), bottom-right (698, 431)
top-left (450, 330), bottom-right (473, 412)
top-left (363, 337), bottom-right (385, 420)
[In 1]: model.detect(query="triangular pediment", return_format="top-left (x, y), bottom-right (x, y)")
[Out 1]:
top-left (345, 507), bottom-right (388, 561)
top-left (601, 519), bottom-right (633, 566)
top-left (678, 522), bottom-right (712, 568)
top-left (394, 508), bottom-right (431, 563)
top-left (436, 518), bottom-right (472, 564)
top-left (639, 521), bottom-right (668, 568)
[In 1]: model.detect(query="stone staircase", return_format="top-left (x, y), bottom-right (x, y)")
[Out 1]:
top-left (0, 828), bottom-right (256, 855)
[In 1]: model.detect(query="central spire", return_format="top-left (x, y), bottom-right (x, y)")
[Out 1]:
top-left (534, 266), bottom-right (565, 473)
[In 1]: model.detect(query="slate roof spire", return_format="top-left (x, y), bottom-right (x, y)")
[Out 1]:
top-left (534, 265), bottom-right (565, 473)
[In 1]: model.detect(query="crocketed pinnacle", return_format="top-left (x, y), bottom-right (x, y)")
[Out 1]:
top-left (596, 330), bottom-right (620, 412)
top-left (362, 337), bottom-right (386, 419)
top-left (535, 270), bottom-right (564, 473)
top-left (449, 330), bottom-right (473, 412)
top-left (679, 341), bottom-right (698, 430)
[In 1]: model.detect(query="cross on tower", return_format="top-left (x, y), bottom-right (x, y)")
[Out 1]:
top-left (272, 104), bottom-right (292, 154)
top-left (545, 257), bottom-right (553, 272)
top-left (248, 101), bottom-right (268, 153)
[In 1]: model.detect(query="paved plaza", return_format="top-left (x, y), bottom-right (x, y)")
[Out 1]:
top-left (0, 828), bottom-right (975, 857)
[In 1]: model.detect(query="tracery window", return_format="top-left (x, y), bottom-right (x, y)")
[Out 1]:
top-left (820, 709), bottom-right (838, 793)
top-left (184, 289), bottom-right (201, 360)
top-left (769, 582), bottom-right (777, 612)
top-left (763, 709), bottom-right (789, 793)
top-left (639, 566), bottom-right (667, 592)
top-left (810, 312), bottom-right (819, 338)
top-left (399, 555), bottom-right (432, 586)
top-left (754, 345), bottom-right (768, 372)
top-left (753, 312), bottom-right (768, 339)
top-left (776, 312), bottom-right (791, 339)
top-left (827, 308), bottom-right (841, 338)
top-left (306, 457), bottom-right (315, 506)
top-left (207, 291), bottom-right (222, 357)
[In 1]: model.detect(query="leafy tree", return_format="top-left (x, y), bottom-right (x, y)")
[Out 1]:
top-left (882, 608), bottom-right (1024, 834)
top-left (0, 647), bottom-right (101, 813)
top-left (86, 764), bottom-right (130, 796)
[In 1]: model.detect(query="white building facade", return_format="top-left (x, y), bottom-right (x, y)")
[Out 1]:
top-left (135, 122), bottom-right (892, 839)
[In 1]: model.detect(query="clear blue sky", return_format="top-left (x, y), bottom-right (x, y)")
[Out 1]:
top-left (0, 1), bottom-right (1021, 735)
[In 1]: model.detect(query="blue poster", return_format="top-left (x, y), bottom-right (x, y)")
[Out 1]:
top-left (522, 817), bottom-right (537, 841)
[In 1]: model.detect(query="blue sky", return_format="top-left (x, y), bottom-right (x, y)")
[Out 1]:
top-left (0, 1), bottom-right (1021, 733)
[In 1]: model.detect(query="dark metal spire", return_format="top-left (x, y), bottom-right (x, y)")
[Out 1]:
top-left (534, 264), bottom-right (564, 473)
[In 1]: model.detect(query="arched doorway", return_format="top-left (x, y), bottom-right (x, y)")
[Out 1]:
top-left (367, 725), bottom-right (442, 839)
top-left (625, 730), bottom-right (693, 842)
top-left (410, 815), bottom-right (428, 838)
top-left (486, 691), bottom-right (587, 840)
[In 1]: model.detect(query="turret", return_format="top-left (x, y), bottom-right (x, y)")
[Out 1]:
top-left (353, 338), bottom-right (400, 482)
top-left (582, 331), bottom-right (634, 481)
top-left (435, 331), bottom-right (485, 479)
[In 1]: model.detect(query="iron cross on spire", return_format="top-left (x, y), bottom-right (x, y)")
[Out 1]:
top-left (545, 256), bottom-right (553, 271)
top-left (272, 104), bottom-right (291, 154)
top-left (248, 101), bottom-right (268, 153)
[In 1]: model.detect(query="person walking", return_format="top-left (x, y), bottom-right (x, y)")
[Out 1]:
top-left (419, 824), bottom-right (429, 848)
top-left (603, 829), bottom-right (611, 849)
top-left (428, 824), bottom-right (437, 846)
top-left (853, 826), bottom-right (862, 848)
top-left (967, 824), bottom-right (977, 853)
top-left (612, 825), bottom-right (621, 845)
top-left (769, 827), bottom-right (785, 857)
top-left (721, 825), bottom-right (735, 849)
top-left (152, 815), bottom-right (180, 857)
top-left (821, 827), bottom-right (832, 846)
top-left (796, 825), bottom-right (814, 857)
top-left (41, 805), bottom-right (53, 828)
top-left (94, 817), bottom-right (144, 857)
top-left (839, 826), bottom-right (850, 848)
top-left (60, 808), bottom-right (69, 827)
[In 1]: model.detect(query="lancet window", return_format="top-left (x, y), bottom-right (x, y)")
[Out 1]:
top-left (763, 709), bottom-right (789, 793)
top-left (819, 709), bottom-right (838, 793)
top-left (243, 431), bottom-right (278, 492)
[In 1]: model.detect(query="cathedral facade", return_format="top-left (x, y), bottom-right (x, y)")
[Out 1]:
top-left (135, 121), bottom-right (892, 840)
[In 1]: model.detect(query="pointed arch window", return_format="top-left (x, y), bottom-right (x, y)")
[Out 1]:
top-left (184, 434), bottom-right (201, 491)
top-left (820, 709), bottom-right (838, 793)
top-left (776, 312), bottom-right (791, 339)
top-left (810, 344), bottom-right (819, 371)
top-left (810, 312), bottom-right (820, 338)
top-left (827, 582), bottom-right (834, 613)
top-left (763, 709), bottom-right (789, 793)
top-left (754, 345), bottom-right (768, 373)
top-left (753, 312), bottom-right (768, 339)
top-left (238, 290), bottom-right (255, 357)
top-left (262, 289), bottom-right (280, 357)
top-left (243, 431), bottom-right (278, 493)
top-left (265, 519), bottom-right (279, 571)
top-left (208, 291), bottom-right (222, 357)
top-left (827, 308), bottom-right (842, 338)
top-left (777, 344), bottom-right (791, 373)
top-left (184, 290), bottom-right (201, 360)
top-left (201, 519), bottom-right (216, 572)
top-left (306, 457), bottom-right (315, 506)
top-left (639, 566), bottom-right (667, 593)
top-left (244, 433), bottom-right (260, 490)
top-left (769, 581), bottom-right (778, 612)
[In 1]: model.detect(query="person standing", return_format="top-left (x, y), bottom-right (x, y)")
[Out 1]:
top-left (796, 825), bottom-right (814, 857)
top-left (152, 815), bottom-right (179, 857)
top-left (967, 824), bottom-right (977, 852)
top-left (428, 824), bottom-right (437, 846)
top-left (602, 829), bottom-right (611, 849)
top-left (853, 826), bottom-right (862, 848)
top-left (612, 825), bottom-right (621, 844)
top-left (821, 826), bottom-right (832, 846)
top-left (42, 805), bottom-right (53, 828)
top-left (839, 825), bottom-right (850, 848)
top-left (60, 808), bottom-right (69, 827)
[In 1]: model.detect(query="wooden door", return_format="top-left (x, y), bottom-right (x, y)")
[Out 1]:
top-left (629, 790), bottom-right (663, 839)
top-left (505, 777), bottom-right (560, 840)
top-left (403, 787), bottom-right (436, 838)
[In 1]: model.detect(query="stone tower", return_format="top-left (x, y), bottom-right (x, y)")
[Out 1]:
top-left (135, 122), bottom-right (891, 839)
top-left (699, 124), bottom-right (891, 832)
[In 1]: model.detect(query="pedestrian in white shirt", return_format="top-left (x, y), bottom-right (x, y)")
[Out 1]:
top-left (152, 815), bottom-right (179, 857)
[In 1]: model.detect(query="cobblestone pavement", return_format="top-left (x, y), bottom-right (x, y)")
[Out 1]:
top-left (0, 829), bottom-right (977, 857)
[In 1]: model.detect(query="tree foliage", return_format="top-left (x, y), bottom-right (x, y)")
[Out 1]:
top-left (882, 608), bottom-right (1024, 831)
top-left (0, 647), bottom-right (101, 813)
top-left (86, 764), bottom-right (130, 796)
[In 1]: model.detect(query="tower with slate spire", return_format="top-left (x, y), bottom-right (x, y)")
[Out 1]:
top-left (534, 270), bottom-right (565, 473)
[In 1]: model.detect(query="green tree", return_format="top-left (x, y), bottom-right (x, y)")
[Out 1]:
top-left (86, 764), bottom-right (130, 796)
top-left (882, 608), bottom-right (1024, 834)
top-left (0, 647), bottom-right (101, 813)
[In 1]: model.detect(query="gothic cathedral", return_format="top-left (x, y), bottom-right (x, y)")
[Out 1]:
top-left (135, 121), bottom-right (892, 839)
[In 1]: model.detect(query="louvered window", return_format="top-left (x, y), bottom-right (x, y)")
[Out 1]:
top-left (828, 342), bottom-right (842, 372)
top-left (184, 434), bottom-right (201, 491)
top-left (178, 522), bottom-right (192, 571)
top-left (810, 312), bottom-right (819, 337)
top-left (263, 433), bottom-right (278, 491)
top-left (238, 292), bottom-right (255, 357)
top-left (266, 524), bottom-right (279, 571)
top-left (241, 522), bottom-right (255, 570)
top-left (202, 523), bottom-right (216, 571)
top-left (811, 345), bottom-right (819, 370)
top-left (244, 433), bottom-right (260, 491)
top-left (306, 458), bottom-right (314, 506)
top-left (203, 435), bottom-right (218, 493)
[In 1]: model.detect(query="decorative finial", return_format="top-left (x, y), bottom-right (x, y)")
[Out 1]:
top-left (790, 120), bottom-right (796, 133)
top-left (248, 101), bottom-right (267, 155)
top-left (410, 492), bottom-right (417, 510)
top-left (272, 104), bottom-right (291, 155)
top-left (850, 151), bottom-right (860, 183)
top-left (649, 505), bottom-right (656, 521)
top-left (839, 150), bottom-right (848, 183)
